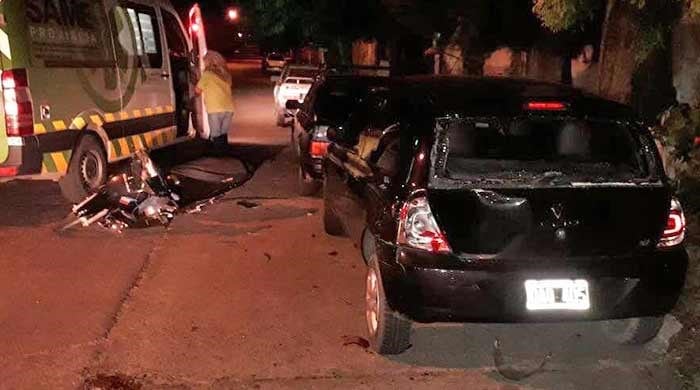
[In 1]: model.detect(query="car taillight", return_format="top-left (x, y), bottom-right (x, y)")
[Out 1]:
top-left (310, 141), bottom-right (329, 157)
top-left (524, 101), bottom-right (568, 111)
top-left (0, 166), bottom-right (18, 176)
top-left (658, 198), bottom-right (686, 248)
top-left (397, 196), bottom-right (451, 254)
top-left (2, 69), bottom-right (34, 137)
top-left (189, 5), bottom-right (203, 35)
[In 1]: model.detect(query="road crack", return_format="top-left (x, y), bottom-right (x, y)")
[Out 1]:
top-left (81, 231), bottom-right (170, 382)
top-left (101, 232), bottom-right (169, 340)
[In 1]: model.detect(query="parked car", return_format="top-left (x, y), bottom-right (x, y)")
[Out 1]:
top-left (286, 75), bottom-right (392, 196)
top-left (273, 66), bottom-right (319, 126)
top-left (323, 76), bottom-right (689, 355)
top-left (273, 64), bottom-right (319, 100)
top-left (262, 52), bottom-right (286, 74)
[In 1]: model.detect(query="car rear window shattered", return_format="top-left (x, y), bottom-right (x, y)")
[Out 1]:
top-left (430, 117), bottom-right (659, 187)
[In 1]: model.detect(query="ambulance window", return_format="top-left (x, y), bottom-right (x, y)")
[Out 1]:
top-left (162, 11), bottom-right (187, 56)
top-left (115, 3), bottom-right (163, 68)
top-left (126, 9), bottom-right (144, 55)
top-left (138, 13), bottom-right (158, 55)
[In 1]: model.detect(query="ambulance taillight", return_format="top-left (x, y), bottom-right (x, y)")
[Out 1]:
top-left (2, 69), bottom-right (34, 137)
top-left (189, 5), bottom-right (203, 35)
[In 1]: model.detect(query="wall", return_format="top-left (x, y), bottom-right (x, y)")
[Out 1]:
top-left (673, 12), bottom-right (700, 107)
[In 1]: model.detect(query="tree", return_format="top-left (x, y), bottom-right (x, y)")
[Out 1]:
top-left (532, 0), bottom-right (697, 103)
top-left (241, 0), bottom-right (390, 62)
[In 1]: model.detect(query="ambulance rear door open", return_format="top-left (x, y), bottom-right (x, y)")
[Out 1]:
top-left (188, 4), bottom-right (209, 139)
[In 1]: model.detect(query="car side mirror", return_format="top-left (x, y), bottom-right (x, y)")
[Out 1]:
top-left (286, 100), bottom-right (302, 110)
top-left (270, 75), bottom-right (280, 82)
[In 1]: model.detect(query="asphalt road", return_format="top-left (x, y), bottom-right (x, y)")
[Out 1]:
top-left (0, 61), bottom-right (684, 390)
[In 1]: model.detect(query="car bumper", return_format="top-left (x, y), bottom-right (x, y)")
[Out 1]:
top-left (0, 136), bottom-right (43, 176)
top-left (381, 247), bottom-right (688, 323)
top-left (302, 155), bottom-right (325, 180)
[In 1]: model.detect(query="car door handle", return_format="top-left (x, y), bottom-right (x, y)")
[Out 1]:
top-left (161, 72), bottom-right (171, 79)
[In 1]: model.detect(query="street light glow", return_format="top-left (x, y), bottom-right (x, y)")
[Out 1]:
top-left (227, 8), bottom-right (239, 21)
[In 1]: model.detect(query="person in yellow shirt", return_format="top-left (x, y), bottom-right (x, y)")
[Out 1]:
top-left (196, 51), bottom-right (235, 155)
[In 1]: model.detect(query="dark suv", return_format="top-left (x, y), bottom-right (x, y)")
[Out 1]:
top-left (287, 75), bottom-right (391, 195)
top-left (323, 77), bottom-right (688, 355)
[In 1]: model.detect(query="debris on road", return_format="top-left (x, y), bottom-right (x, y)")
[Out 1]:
top-left (82, 373), bottom-right (142, 390)
top-left (342, 336), bottom-right (370, 349)
top-left (264, 252), bottom-right (272, 262)
top-left (59, 151), bottom-right (253, 234)
top-left (60, 151), bottom-right (180, 233)
top-left (237, 200), bottom-right (260, 209)
top-left (492, 338), bottom-right (551, 381)
top-left (328, 251), bottom-right (339, 257)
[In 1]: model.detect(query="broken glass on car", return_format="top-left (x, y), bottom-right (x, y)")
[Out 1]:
top-left (431, 117), bottom-right (661, 188)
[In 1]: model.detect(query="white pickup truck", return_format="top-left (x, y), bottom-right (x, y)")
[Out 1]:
top-left (273, 65), bottom-right (319, 126)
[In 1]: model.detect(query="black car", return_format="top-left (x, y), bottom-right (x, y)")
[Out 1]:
top-left (287, 75), bottom-right (391, 195)
top-left (323, 77), bottom-right (688, 355)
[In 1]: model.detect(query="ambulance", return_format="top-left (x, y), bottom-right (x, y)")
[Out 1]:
top-left (0, 0), bottom-right (210, 201)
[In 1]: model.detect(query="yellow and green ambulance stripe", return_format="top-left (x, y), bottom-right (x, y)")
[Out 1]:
top-left (41, 150), bottom-right (72, 174)
top-left (38, 105), bottom-right (177, 172)
top-left (33, 105), bottom-right (175, 133)
top-left (108, 127), bottom-right (178, 162)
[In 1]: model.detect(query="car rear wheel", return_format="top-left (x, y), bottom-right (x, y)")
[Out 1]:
top-left (361, 228), bottom-right (377, 265)
top-left (298, 166), bottom-right (321, 196)
top-left (601, 316), bottom-right (664, 345)
top-left (276, 110), bottom-right (287, 127)
top-left (323, 182), bottom-right (345, 236)
top-left (59, 135), bottom-right (107, 203)
top-left (366, 255), bottom-right (412, 355)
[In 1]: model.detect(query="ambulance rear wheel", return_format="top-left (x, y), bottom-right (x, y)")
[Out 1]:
top-left (59, 136), bottom-right (107, 203)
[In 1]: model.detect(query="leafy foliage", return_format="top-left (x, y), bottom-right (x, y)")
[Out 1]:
top-left (241, 0), bottom-right (389, 53)
top-left (654, 105), bottom-right (700, 212)
top-left (532, 0), bottom-right (692, 64)
top-left (531, 0), bottom-right (601, 32)
top-left (533, 0), bottom-right (698, 32)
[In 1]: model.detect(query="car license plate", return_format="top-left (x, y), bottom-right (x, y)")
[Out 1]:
top-left (524, 279), bottom-right (590, 311)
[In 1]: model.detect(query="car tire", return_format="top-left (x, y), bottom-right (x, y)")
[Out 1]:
top-left (292, 129), bottom-right (299, 152)
top-left (361, 228), bottom-right (377, 265)
top-left (323, 183), bottom-right (345, 236)
top-left (366, 255), bottom-right (412, 355)
top-left (601, 316), bottom-right (665, 345)
top-left (298, 167), bottom-right (321, 196)
top-left (276, 111), bottom-right (286, 127)
top-left (59, 135), bottom-right (107, 203)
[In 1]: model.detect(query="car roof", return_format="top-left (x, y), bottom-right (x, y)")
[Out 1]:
top-left (283, 77), bottom-right (314, 82)
top-left (286, 64), bottom-right (319, 70)
top-left (323, 75), bottom-right (391, 87)
top-left (394, 76), bottom-right (634, 120)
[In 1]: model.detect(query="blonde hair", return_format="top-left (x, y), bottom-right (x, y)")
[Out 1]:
top-left (204, 51), bottom-right (231, 84)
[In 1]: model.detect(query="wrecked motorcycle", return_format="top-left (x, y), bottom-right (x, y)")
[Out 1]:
top-left (59, 151), bottom-right (181, 233)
